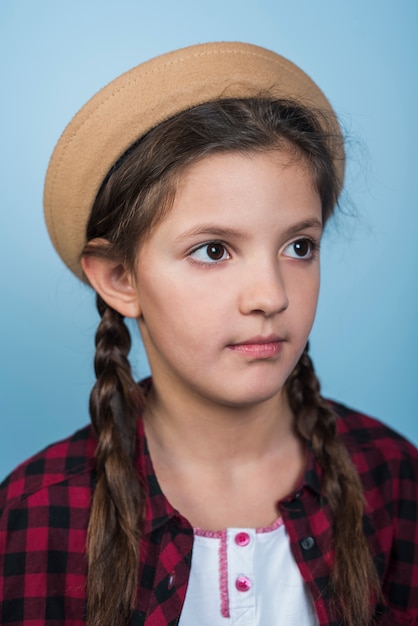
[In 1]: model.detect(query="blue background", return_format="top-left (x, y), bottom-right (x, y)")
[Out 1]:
top-left (1, 1), bottom-right (417, 479)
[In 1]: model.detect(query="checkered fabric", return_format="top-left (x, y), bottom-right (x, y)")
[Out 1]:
top-left (0, 398), bottom-right (417, 625)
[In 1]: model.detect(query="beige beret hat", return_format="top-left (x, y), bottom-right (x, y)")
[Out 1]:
top-left (44, 41), bottom-right (344, 281)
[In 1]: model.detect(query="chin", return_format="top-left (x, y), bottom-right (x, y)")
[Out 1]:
top-left (210, 377), bottom-right (287, 409)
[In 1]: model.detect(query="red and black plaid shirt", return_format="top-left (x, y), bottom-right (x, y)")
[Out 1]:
top-left (0, 398), bottom-right (417, 625)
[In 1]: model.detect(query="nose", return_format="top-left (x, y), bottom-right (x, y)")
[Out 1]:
top-left (239, 261), bottom-right (289, 316)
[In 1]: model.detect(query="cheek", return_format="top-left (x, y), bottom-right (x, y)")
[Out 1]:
top-left (288, 270), bottom-right (320, 328)
top-left (136, 272), bottom-right (212, 345)
top-left (138, 259), bottom-right (232, 323)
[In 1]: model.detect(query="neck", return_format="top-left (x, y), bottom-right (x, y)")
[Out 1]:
top-left (143, 381), bottom-right (296, 468)
top-left (142, 380), bottom-right (306, 530)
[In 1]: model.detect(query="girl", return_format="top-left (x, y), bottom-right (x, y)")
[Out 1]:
top-left (0, 42), bottom-right (417, 626)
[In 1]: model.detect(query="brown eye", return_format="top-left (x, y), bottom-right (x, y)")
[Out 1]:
top-left (190, 241), bottom-right (230, 264)
top-left (283, 238), bottom-right (314, 259)
top-left (207, 243), bottom-right (226, 260)
top-left (293, 239), bottom-right (310, 257)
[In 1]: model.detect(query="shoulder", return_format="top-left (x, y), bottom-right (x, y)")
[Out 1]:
top-left (0, 424), bottom-right (97, 518)
top-left (327, 406), bottom-right (418, 618)
top-left (328, 399), bottom-right (418, 492)
top-left (0, 428), bottom-right (96, 620)
top-left (329, 399), bottom-right (417, 457)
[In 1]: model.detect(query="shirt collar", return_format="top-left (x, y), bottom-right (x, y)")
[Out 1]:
top-left (303, 441), bottom-right (323, 496)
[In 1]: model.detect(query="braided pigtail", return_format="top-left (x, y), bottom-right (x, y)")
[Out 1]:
top-left (86, 295), bottom-right (146, 626)
top-left (286, 345), bottom-right (381, 625)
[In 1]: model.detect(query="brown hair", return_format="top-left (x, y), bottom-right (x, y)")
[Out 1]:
top-left (83, 97), bottom-right (379, 625)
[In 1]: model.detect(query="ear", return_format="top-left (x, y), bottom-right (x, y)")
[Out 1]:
top-left (81, 252), bottom-right (142, 319)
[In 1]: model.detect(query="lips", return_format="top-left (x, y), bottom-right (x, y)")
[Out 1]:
top-left (227, 335), bottom-right (284, 359)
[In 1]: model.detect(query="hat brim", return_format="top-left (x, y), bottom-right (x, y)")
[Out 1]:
top-left (44, 41), bottom-right (344, 281)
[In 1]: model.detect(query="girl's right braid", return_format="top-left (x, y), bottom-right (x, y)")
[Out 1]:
top-left (286, 345), bottom-right (381, 626)
top-left (86, 294), bottom-right (146, 626)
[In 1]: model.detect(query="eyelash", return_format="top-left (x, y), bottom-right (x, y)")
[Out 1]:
top-left (188, 237), bottom-right (319, 266)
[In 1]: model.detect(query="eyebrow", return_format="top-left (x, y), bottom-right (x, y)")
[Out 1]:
top-left (281, 218), bottom-right (323, 239)
top-left (175, 225), bottom-right (247, 242)
top-left (175, 218), bottom-right (323, 242)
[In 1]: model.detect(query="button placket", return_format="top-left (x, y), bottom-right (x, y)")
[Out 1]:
top-left (228, 529), bottom-right (256, 621)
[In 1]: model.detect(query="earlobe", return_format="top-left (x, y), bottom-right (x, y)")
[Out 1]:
top-left (81, 253), bottom-right (142, 319)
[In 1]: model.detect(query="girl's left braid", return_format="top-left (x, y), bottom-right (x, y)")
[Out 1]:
top-left (286, 344), bottom-right (381, 625)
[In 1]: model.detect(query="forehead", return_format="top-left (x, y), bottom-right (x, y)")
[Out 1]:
top-left (178, 145), bottom-right (314, 183)
top-left (174, 148), bottom-right (317, 203)
top-left (151, 149), bottom-right (322, 237)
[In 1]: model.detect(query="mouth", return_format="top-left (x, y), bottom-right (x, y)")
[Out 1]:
top-left (227, 335), bottom-right (284, 359)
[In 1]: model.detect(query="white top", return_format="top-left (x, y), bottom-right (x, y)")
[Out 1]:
top-left (179, 517), bottom-right (318, 625)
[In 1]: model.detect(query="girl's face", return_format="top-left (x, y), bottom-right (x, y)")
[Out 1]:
top-left (133, 150), bottom-right (322, 411)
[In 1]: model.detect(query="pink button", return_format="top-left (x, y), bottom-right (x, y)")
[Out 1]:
top-left (235, 575), bottom-right (252, 592)
top-left (235, 532), bottom-right (250, 547)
